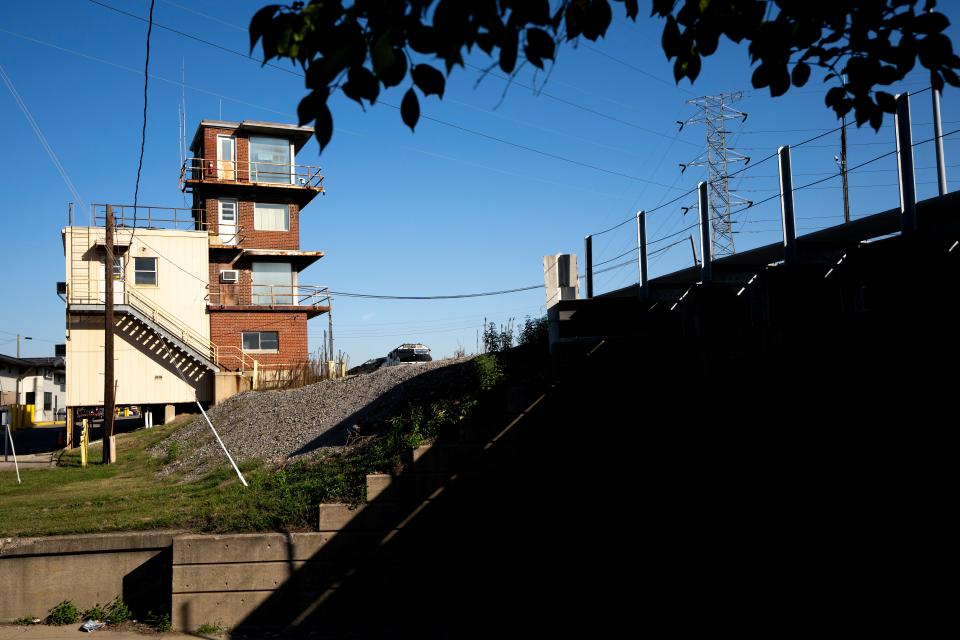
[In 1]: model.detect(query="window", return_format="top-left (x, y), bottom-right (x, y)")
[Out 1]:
top-left (251, 262), bottom-right (294, 305)
top-left (44, 368), bottom-right (53, 380)
top-left (112, 256), bottom-right (123, 280)
top-left (242, 331), bottom-right (279, 352)
top-left (254, 203), bottom-right (289, 231)
top-left (249, 136), bottom-right (292, 184)
top-left (25, 392), bottom-right (35, 405)
top-left (134, 257), bottom-right (157, 285)
top-left (54, 372), bottom-right (65, 385)
top-left (44, 392), bottom-right (52, 411)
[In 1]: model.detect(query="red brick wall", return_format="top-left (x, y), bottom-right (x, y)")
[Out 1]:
top-left (199, 126), bottom-right (250, 181)
top-left (203, 198), bottom-right (300, 249)
top-left (209, 258), bottom-right (253, 306)
top-left (210, 311), bottom-right (309, 370)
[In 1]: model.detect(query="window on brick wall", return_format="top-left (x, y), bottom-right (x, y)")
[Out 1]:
top-left (242, 331), bottom-right (279, 352)
top-left (44, 392), bottom-right (52, 411)
top-left (254, 203), bottom-right (289, 231)
top-left (249, 136), bottom-right (293, 184)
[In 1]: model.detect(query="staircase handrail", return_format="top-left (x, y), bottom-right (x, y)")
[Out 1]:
top-left (125, 288), bottom-right (218, 363)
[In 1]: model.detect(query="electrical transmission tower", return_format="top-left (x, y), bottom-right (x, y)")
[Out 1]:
top-left (679, 92), bottom-right (750, 256)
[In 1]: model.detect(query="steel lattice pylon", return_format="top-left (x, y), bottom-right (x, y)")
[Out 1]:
top-left (679, 92), bottom-right (750, 257)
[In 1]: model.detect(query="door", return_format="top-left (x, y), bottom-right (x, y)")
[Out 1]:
top-left (217, 135), bottom-right (236, 180)
top-left (98, 256), bottom-right (125, 303)
top-left (218, 199), bottom-right (238, 246)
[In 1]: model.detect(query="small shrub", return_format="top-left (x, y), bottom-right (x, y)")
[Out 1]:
top-left (14, 616), bottom-right (40, 626)
top-left (482, 318), bottom-right (515, 353)
top-left (198, 621), bottom-right (224, 634)
top-left (146, 611), bottom-right (171, 632)
top-left (82, 602), bottom-right (108, 622)
top-left (474, 354), bottom-right (503, 390)
top-left (164, 442), bottom-right (181, 464)
top-left (518, 315), bottom-right (548, 348)
top-left (47, 600), bottom-right (79, 626)
top-left (104, 596), bottom-right (132, 624)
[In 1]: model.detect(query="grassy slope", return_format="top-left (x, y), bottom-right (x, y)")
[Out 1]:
top-left (0, 416), bottom-right (312, 537)
top-left (0, 349), bottom-right (548, 538)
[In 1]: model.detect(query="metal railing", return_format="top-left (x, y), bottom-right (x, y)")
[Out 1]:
top-left (180, 157), bottom-right (325, 191)
top-left (207, 284), bottom-right (331, 308)
top-left (66, 285), bottom-right (219, 365)
top-left (89, 204), bottom-right (206, 231)
top-left (125, 288), bottom-right (218, 364)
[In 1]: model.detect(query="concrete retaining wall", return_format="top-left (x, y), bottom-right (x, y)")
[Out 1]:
top-left (0, 531), bottom-right (180, 622)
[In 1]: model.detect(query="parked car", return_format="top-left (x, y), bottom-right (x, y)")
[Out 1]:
top-left (348, 357), bottom-right (387, 375)
top-left (75, 406), bottom-right (104, 421)
top-left (383, 343), bottom-right (432, 366)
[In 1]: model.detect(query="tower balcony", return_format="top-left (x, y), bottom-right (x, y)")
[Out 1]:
top-left (207, 284), bottom-right (331, 318)
top-left (180, 158), bottom-right (325, 207)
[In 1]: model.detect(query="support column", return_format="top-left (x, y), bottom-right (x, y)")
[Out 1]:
top-left (778, 145), bottom-right (798, 263)
top-left (895, 93), bottom-right (918, 233)
top-left (636, 211), bottom-right (648, 298)
top-left (584, 235), bottom-right (593, 299)
top-left (697, 181), bottom-right (712, 282)
top-left (932, 88), bottom-right (948, 196)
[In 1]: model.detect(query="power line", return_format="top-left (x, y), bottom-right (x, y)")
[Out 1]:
top-left (464, 64), bottom-right (699, 147)
top-left (132, 0), bottom-right (156, 215)
top-left (328, 285), bottom-right (543, 300)
top-left (0, 63), bottom-right (86, 210)
top-left (88, 0), bottom-right (692, 188)
top-left (578, 42), bottom-right (692, 93)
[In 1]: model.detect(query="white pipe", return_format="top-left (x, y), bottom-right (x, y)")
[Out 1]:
top-left (164, 346), bottom-right (247, 487)
top-left (5, 425), bottom-right (20, 484)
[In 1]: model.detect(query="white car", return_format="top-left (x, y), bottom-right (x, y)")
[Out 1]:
top-left (383, 343), bottom-right (432, 366)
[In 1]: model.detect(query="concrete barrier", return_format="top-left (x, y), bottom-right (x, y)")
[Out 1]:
top-left (0, 530), bottom-right (181, 622)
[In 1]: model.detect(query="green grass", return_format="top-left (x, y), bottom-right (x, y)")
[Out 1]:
top-left (0, 352), bottom-right (549, 538)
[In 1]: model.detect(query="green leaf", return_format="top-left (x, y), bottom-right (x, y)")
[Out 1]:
top-left (372, 40), bottom-right (408, 88)
top-left (662, 16), bottom-right (682, 58)
top-left (411, 64), bottom-right (445, 98)
top-left (401, 87), bottom-right (420, 131)
top-left (341, 65), bottom-right (380, 106)
top-left (524, 27), bottom-right (556, 69)
top-left (875, 90), bottom-right (897, 113)
top-left (791, 61), bottom-right (811, 87)
top-left (297, 92), bottom-right (333, 151)
top-left (500, 28), bottom-right (519, 73)
top-left (249, 4), bottom-right (281, 55)
top-left (913, 12), bottom-right (950, 35)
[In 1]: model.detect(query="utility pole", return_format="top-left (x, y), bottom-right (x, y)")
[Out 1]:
top-left (16, 335), bottom-right (32, 358)
top-left (679, 92), bottom-right (750, 256)
top-left (103, 205), bottom-right (116, 464)
top-left (839, 115), bottom-right (851, 223)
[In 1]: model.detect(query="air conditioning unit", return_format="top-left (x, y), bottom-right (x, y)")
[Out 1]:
top-left (220, 270), bottom-right (239, 283)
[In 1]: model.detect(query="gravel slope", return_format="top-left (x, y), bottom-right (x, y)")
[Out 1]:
top-left (152, 356), bottom-right (475, 478)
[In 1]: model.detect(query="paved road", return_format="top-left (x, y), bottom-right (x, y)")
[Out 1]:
top-left (0, 625), bottom-right (199, 639)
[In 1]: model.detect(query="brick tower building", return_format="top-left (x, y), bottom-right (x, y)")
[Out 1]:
top-left (182, 120), bottom-right (328, 377)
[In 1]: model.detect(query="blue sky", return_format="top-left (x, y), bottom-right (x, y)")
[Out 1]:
top-left (1, 1), bottom-right (958, 365)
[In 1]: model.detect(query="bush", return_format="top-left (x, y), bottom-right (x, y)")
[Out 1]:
top-left (474, 354), bottom-right (503, 391)
top-left (146, 611), bottom-right (171, 632)
top-left (104, 596), bottom-right (132, 624)
top-left (518, 315), bottom-right (548, 348)
top-left (482, 317), bottom-right (515, 353)
top-left (47, 600), bottom-right (79, 626)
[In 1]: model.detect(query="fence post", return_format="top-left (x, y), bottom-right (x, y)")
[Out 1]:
top-left (932, 87), bottom-right (948, 196)
top-left (636, 211), bottom-right (648, 298)
top-left (778, 145), bottom-right (798, 263)
top-left (584, 235), bottom-right (594, 299)
top-left (895, 92), bottom-right (918, 233)
top-left (697, 181), bottom-right (712, 282)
